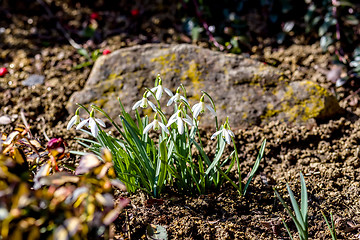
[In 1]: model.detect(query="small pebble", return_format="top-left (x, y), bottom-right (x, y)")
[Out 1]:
top-left (0, 115), bottom-right (11, 125)
top-left (22, 74), bottom-right (45, 86)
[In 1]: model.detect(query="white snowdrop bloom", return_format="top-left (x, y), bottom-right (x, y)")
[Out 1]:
top-left (191, 94), bottom-right (216, 119)
top-left (167, 87), bottom-right (189, 106)
top-left (132, 92), bottom-right (157, 111)
top-left (211, 118), bottom-right (234, 144)
top-left (147, 77), bottom-right (173, 100)
top-left (67, 108), bottom-right (81, 130)
top-left (143, 113), bottom-right (169, 134)
top-left (76, 109), bottom-right (106, 138)
top-left (166, 108), bottom-right (193, 134)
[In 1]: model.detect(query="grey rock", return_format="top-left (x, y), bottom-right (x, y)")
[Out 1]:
top-left (0, 115), bottom-right (11, 125)
top-left (67, 43), bottom-right (342, 127)
top-left (22, 74), bottom-right (45, 86)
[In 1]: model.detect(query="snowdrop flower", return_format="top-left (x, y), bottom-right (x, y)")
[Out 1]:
top-left (143, 113), bottom-right (169, 134)
top-left (147, 76), bottom-right (173, 100)
top-left (167, 87), bottom-right (189, 106)
top-left (211, 117), bottom-right (234, 144)
top-left (192, 94), bottom-right (216, 119)
top-left (76, 109), bottom-right (106, 138)
top-left (67, 108), bottom-right (81, 130)
top-left (166, 106), bottom-right (193, 134)
top-left (132, 91), bottom-right (156, 111)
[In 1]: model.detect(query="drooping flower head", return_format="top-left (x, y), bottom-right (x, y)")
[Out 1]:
top-left (166, 104), bottom-right (193, 134)
top-left (132, 91), bottom-right (156, 111)
top-left (211, 117), bottom-right (234, 144)
top-left (143, 113), bottom-right (169, 134)
top-left (76, 108), bottom-right (106, 138)
top-left (147, 75), bottom-right (173, 100)
top-left (167, 87), bottom-right (189, 106)
top-left (67, 107), bottom-right (81, 130)
top-left (192, 94), bottom-right (216, 119)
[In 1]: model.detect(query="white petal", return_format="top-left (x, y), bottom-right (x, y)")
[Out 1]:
top-left (167, 96), bottom-right (175, 106)
top-left (224, 130), bottom-right (231, 144)
top-left (177, 117), bottom-right (184, 134)
top-left (166, 117), bottom-right (177, 127)
top-left (132, 99), bottom-right (142, 110)
top-left (168, 111), bottom-right (179, 122)
top-left (182, 118), bottom-right (193, 126)
top-left (95, 118), bottom-right (106, 127)
top-left (183, 115), bottom-right (193, 126)
top-left (180, 96), bottom-right (189, 105)
top-left (147, 86), bottom-right (158, 98)
top-left (158, 122), bottom-right (169, 134)
top-left (191, 103), bottom-right (199, 112)
top-left (76, 119), bottom-right (89, 130)
top-left (89, 118), bottom-right (99, 137)
top-left (143, 122), bottom-right (154, 134)
top-left (164, 87), bottom-right (174, 97)
top-left (67, 116), bottom-right (77, 130)
top-left (206, 104), bottom-right (216, 116)
top-left (148, 100), bottom-right (157, 111)
top-left (227, 129), bottom-right (235, 138)
top-left (192, 104), bottom-right (202, 119)
top-left (155, 87), bottom-right (163, 100)
top-left (211, 129), bottom-right (223, 140)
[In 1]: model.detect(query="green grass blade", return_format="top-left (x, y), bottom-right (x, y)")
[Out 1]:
top-left (282, 219), bottom-right (294, 240)
top-left (300, 172), bottom-right (308, 227)
top-left (287, 183), bottom-right (306, 234)
top-left (243, 139), bottom-right (266, 195)
top-left (274, 187), bottom-right (305, 238)
top-left (204, 138), bottom-right (226, 176)
top-left (322, 211), bottom-right (337, 240)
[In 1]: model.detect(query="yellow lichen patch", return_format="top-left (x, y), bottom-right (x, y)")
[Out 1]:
top-left (181, 60), bottom-right (204, 100)
top-left (263, 81), bottom-right (331, 122)
top-left (93, 98), bottom-right (108, 109)
top-left (150, 53), bottom-right (178, 77)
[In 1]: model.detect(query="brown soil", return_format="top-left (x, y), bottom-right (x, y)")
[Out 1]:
top-left (1, 1), bottom-right (360, 239)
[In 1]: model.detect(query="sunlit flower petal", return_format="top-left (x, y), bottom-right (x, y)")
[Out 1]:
top-left (132, 99), bottom-right (142, 110)
top-left (211, 129), bottom-right (223, 140)
top-left (89, 118), bottom-right (99, 137)
top-left (143, 122), bottom-right (154, 134)
top-left (177, 117), bottom-right (184, 134)
top-left (192, 94), bottom-right (216, 119)
top-left (95, 118), bottom-right (106, 127)
top-left (143, 116), bottom-right (169, 134)
top-left (76, 119), bottom-right (89, 130)
top-left (224, 129), bottom-right (231, 144)
top-left (67, 115), bottom-right (80, 130)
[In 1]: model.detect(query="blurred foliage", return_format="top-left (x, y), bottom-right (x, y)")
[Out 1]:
top-left (0, 127), bottom-right (128, 240)
top-left (181, 0), bottom-right (360, 84)
top-left (181, 0), bottom-right (359, 53)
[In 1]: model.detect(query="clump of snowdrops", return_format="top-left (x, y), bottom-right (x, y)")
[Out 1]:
top-left (69, 75), bottom-right (266, 197)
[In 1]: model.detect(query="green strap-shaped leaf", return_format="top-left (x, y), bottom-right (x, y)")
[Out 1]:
top-left (243, 139), bottom-right (266, 195)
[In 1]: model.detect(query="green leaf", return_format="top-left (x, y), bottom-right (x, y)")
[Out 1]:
top-left (243, 139), bottom-right (266, 195)
top-left (77, 48), bottom-right (90, 59)
top-left (300, 172), bottom-right (308, 225)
